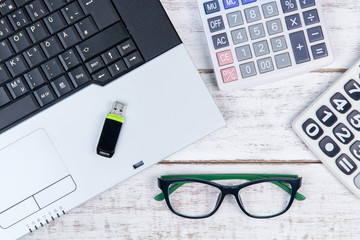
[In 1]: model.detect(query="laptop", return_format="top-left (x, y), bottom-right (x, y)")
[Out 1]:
top-left (0, 0), bottom-right (225, 239)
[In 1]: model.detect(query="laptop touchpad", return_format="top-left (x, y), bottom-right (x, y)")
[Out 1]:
top-left (0, 129), bottom-right (76, 229)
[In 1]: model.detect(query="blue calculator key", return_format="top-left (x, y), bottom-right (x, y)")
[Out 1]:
top-left (212, 33), bottom-right (229, 49)
top-left (241, 0), bottom-right (257, 4)
top-left (289, 31), bottom-right (310, 64)
top-left (303, 9), bottom-right (320, 26)
top-left (300, 0), bottom-right (316, 9)
top-left (204, 0), bottom-right (221, 14)
top-left (311, 43), bottom-right (328, 60)
top-left (285, 14), bottom-right (302, 30)
top-left (280, 0), bottom-right (298, 13)
top-left (307, 26), bottom-right (324, 43)
top-left (223, 0), bottom-right (239, 9)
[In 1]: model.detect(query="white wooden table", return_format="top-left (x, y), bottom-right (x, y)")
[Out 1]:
top-left (22, 1), bottom-right (360, 239)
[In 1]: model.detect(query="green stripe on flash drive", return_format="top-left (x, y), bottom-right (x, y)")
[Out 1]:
top-left (106, 113), bottom-right (124, 123)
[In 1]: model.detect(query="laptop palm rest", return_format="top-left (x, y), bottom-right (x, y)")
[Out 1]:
top-left (0, 129), bottom-right (76, 229)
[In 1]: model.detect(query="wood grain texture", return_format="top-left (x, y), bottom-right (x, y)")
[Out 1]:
top-left (21, 0), bottom-right (360, 239)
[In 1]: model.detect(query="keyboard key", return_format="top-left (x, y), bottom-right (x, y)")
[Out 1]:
top-left (25, 0), bottom-right (49, 21)
top-left (270, 36), bottom-right (287, 52)
top-left (0, 94), bottom-right (39, 131)
top-left (216, 49), bottom-right (234, 66)
top-left (336, 154), bottom-right (357, 175)
top-left (117, 39), bottom-right (137, 56)
top-left (0, 18), bottom-right (13, 40)
top-left (78, 0), bottom-right (120, 30)
top-left (220, 66), bottom-right (238, 83)
top-left (68, 66), bottom-right (90, 87)
top-left (299, 0), bottom-right (315, 9)
top-left (42, 58), bottom-right (64, 80)
top-left (274, 52), bottom-right (291, 69)
top-left (44, 0), bottom-right (66, 12)
top-left (302, 118), bottom-right (323, 140)
top-left (101, 48), bottom-right (121, 65)
top-left (40, 36), bottom-right (63, 58)
top-left (307, 26), bottom-right (324, 43)
top-left (10, 30), bottom-right (31, 52)
top-left (44, 11), bottom-right (67, 34)
top-left (261, 2), bottom-right (279, 18)
top-left (0, 87), bottom-right (10, 107)
top-left (75, 16), bottom-right (98, 39)
top-left (58, 26), bottom-right (81, 49)
top-left (23, 45), bottom-right (46, 67)
top-left (244, 6), bottom-right (261, 23)
top-left (0, 39), bottom-right (14, 61)
top-left (9, 9), bottom-right (31, 30)
top-left (303, 9), bottom-right (319, 26)
top-left (266, 18), bottom-right (283, 35)
top-left (6, 55), bottom-right (28, 77)
top-left (350, 141), bottom-right (360, 160)
top-left (26, 21), bottom-right (49, 43)
top-left (311, 43), bottom-right (328, 60)
top-left (211, 32), bottom-right (229, 50)
top-left (59, 49), bottom-right (81, 70)
top-left (257, 57), bottom-right (274, 74)
top-left (24, 68), bottom-right (46, 89)
top-left (239, 61), bottom-right (256, 78)
top-left (289, 31), bottom-right (310, 64)
top-left (344, 80), bottom-right (360, 101)
top-left (207, 16), bottom-right (225, 33)
top-left (347, 110), bottom-right (360, 131)
top-left (92, 68), bottom-right (111, 84)
top-left (248, 23), bottom-right (265, 40)
top-left (14, 0), bottom-right (31, 7)
top-left (280, 0), bottom-right (297, 13)
top-left (6, 77), bottom-right (28, 99)
top-left (85, 56), bottom-right (104, 74)
top-left (231, 28), bottom-right (248, 45)
top-left (61, 2), bottom-right (84, 24)
top-left (226, 11), bottom-right (243, 28)
top-left (124, 51), bottom-right (144, 69)
top-left (253, 40), bottom-right (269, 57)
top-left (0, 64), bottom-right (11, 84)
top-left (333, 123), bottom-right (354, 144)
top-left (51, 75), bottom-right (73, 97)
top-left (108, 60), bottom-right (127, 77)
top-left (76, 22), bottom-right (130, 61)
top-left (331, 92), bottom-right (351, 114)
top-left (285, 14), bottom-right (302, 30)
top-left (316, 105), bottom-right (337, 127)
top-left (319, 136), bottom-right (340, 158)
top-left (222, 0), bottom-right (239, 10)
top-left (235, 45), bottom-right (252, 61)
top-left (203, 0), bottom-right (220, 14)
top-left (0, 0), bottom-right (16, 16)
top-left (34, 84), bottom-right (56, 107)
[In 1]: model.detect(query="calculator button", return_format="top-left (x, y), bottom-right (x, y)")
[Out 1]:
top-left (285, 14), bottom-right (302, 30)
top-left (227, 11), bottom-right (244, 28)
top-left (336, 154), bottom-right (357, 175)
top-left (216, 50), bottom-right (234, 66)
top-left (266, 19), bottom-right (283, 35)
top-left (350, 141), bottom-right (360, 160)
top-left (289, 31), bottom-right (310, 64)
top-left (261, 2), bottom-right (279, 19)
top-left (241, 0), bottom-right (257, 4)
top-left (354, 173), bottom-right (360, 190)
top-left (331, 93), bottom-right (351, 114)
top-left (300, 0), bottom-right (316, 9)
top-left (303, 9), bottom-right (320, 26)
top-left (253, 40), bottom-right (269, 57)
top-left (248, 23), bottom-right (265, 40)
top-left (222, 0), bottom-right (240, 9)
top-left (280, 0), bottom-right (298, 13)
top-left (244, 6), bottom-right (261, 23)
top-left (257, 57), bottom-right (274, 74)
top-left (311, 43), bottom-right (328, 59)
top-left (231, 28), bottom-right (248, 45)
top-left (235, 45), bottom-right (252, 61)
top-left (347, 110), bottom-right (360, 131)
top-left (307, 26), bottom-right (324, 43)
top-left (204, 0), bottom-right (220, 14)
top-left (345, 80), bottom-right (360, 101)
top-left (333, 123), bottom-right (354, 145)
top-left (302, 118), bottom-right (323, 140)
top-left (270, 36), bottom-right (288, 52)
top-left (208, 16), bottom-right (225, 33)
top-left (316, 105), bottom-right (337, 127)
top-left (212, 33), bottom-right (229, 49)
top-left (274, 53), bottom-right (292, 69)
top-left (239, 62), bottom-right (257, 78)
top-left (221, 66), bottom-right (238, 83)
top-left (319, 136), bottom-right (340, 158)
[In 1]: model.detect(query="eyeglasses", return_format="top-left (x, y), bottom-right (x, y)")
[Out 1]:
top-left (155, 174), bottom-right (305, 219)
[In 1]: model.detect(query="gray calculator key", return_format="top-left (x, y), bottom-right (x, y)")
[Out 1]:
top-left (248, 23), bottom-right (265, 40)
top-left (289, 31), bottom-right (310, 64)
top-left (212, 33), bottom-right (229, 49)
top-left (235, 45), bottom-right (252, 61)
top-left (244, 6), bottom-right (261, 23)
top-left (204, 0), bottom-right (220, 14)
top-left (300, 0), bottom-right (315, 9)
top-left (253, 40), bottom-right (270, 57)
top-left (285, 14), bottom-right (302, 30)
top-left (257, 57), bottom-right (274, 74)
top-left (275, 53), bottom-right (292, 69)
top-left (280, 0), bottom-right (298, 13)
top-left (307, 26), bottom-right (324, 43)
top-left (266, 19), bottom-right (283, 35)
top-left (311, 43), bottom-right (328, 59)
top-left (207, 16), bottom-right (225, 33)
top-left (231, 28), bottom-right (248, 45)
top-left (262, 2), bottom-right (279, 18)
top-left (227, 11), bottom-right (244, 28)
top-left (270, 36), bottom-right (288, 52)
top-left (239, 62), bottom-right (257, 78)
top-left (303, 9), bottom-right (320, 26)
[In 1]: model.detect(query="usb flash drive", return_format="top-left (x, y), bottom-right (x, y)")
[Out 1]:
top-left (97, 102), bottom-right (126, 158)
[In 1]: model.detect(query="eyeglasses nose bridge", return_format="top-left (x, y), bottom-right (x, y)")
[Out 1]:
top-left (221, 185), bottom-right (239, 196)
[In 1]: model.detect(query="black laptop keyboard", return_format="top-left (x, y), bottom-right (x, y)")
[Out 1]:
top-left (0, 0), bottom-right (144, 132)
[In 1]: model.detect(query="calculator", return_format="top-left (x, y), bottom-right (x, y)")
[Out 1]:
top-left (293, 60), bottom-right (360, 198)
top-left (197, 0), bottom-right (334, 91)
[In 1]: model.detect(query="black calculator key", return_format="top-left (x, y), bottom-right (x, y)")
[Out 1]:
top-left (27, 21), bottom-right (49, 43)
top-left (0, 40), bottom-right (14, 61)
top-left (51, 75), bottom-right (73, 97)
top-left (44, 12), bottom-right (67, 34)
top-left (307, 26), bottom-right (324, 43)
top-left (316, 105), bottom-right (337, 127)
top-left (42, 58), bottom-right (64, 80)
top-left (336, 154), bottom-right (357, 175)
top-left (24, 67), bottom-right (46, 89)
top-left (350, 141), bottom-right (360, 161)
top-left (280, 0), bottom-right (298, 13)
top-left (6, 77), bottom-right (28, 99)
top-left (289, 31), bottom-right (310, 64)
top-left (344, 79), bottom-right (360, 101)
top-left (347, 110), bottom-right (360, 131)
top-left (330, 92), bottom-right (351, 114)
top-left (302, 118), bottom-right (323, 140)
top-left (212, 33), bottom-right (229, 50)
top-left (0, 87), bottom-right (10, 107)
top-left (319, 136), bottom-right (340, 158)
top-left (333, 123), bottom-right (354, 145)
top-left (34, 84), bottom-right (56, 107)
top-left (285, 14), bottom-right (302, 30)
top-left (303, 9), bottom-right (319, 26)
top-left (300, 0), bottom-right (315, 8)
top-left (6, 55), bottom-right (28, 77)
top-left (311, 43), bottom-right (328, 60)
top-left (23, 45), bottom-right (46, 68)
top-left (203, 0), bottom-right (220, 14)
top-left (25, 0), bottom-right (49, 21)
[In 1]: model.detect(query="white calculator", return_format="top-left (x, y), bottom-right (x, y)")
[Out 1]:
top-left (197, 0), bottom-right (334, 91)
top-left (293, 60), bottom-right (360, 198)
